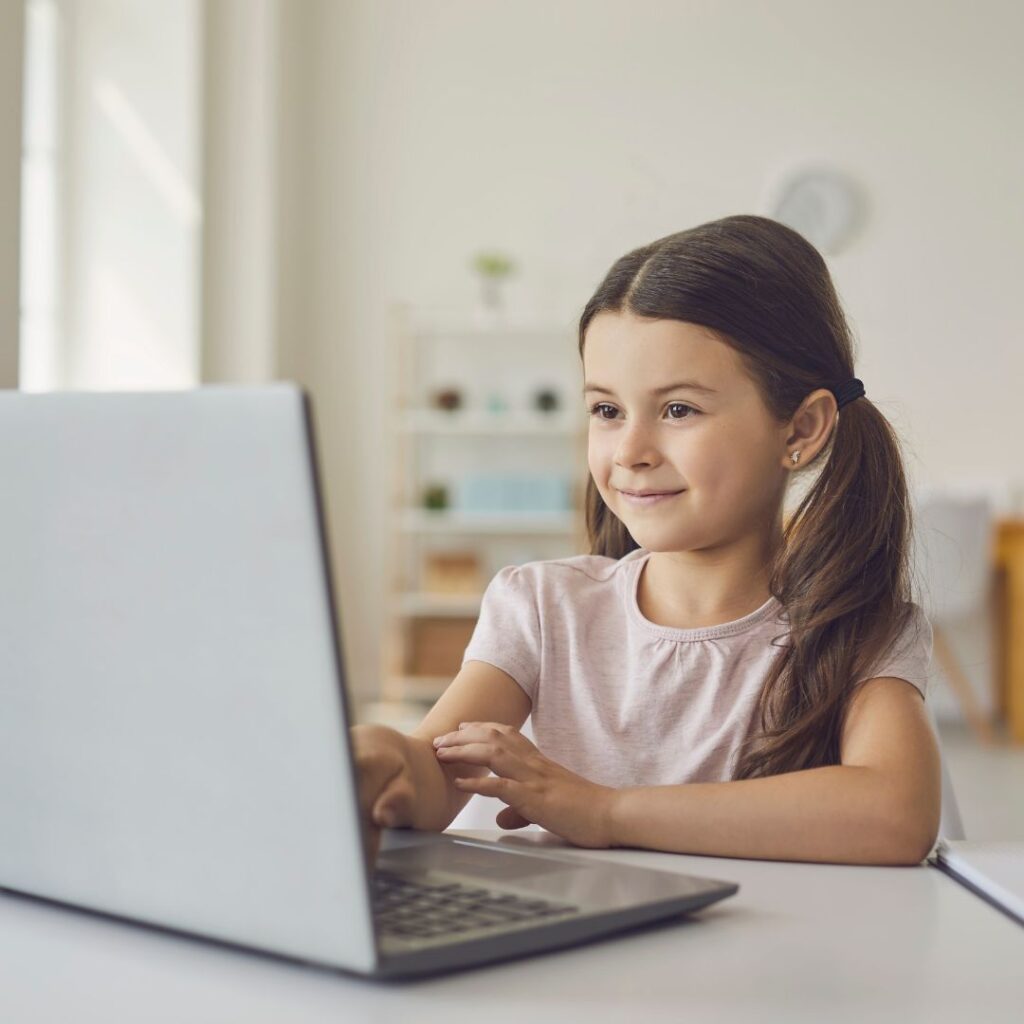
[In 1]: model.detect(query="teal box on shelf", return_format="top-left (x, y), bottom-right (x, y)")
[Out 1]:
top-left (458, 474), bottom-right (571, 513)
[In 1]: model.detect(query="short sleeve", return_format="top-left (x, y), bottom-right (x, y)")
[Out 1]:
top-left (855, 603), bottom-right (933, 700)
top-left (460, 565), bottom-right (541, 700)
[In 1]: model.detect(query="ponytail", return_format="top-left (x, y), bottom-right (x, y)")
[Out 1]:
top-left (733, 396), bottom-right (915, 778)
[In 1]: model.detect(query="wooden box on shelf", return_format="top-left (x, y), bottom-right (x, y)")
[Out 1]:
top-left (422, 551), bottom-right (483, 594)
top-left (406, 616), bottom-right (477, 678)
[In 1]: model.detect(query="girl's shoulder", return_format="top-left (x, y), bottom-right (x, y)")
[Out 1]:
top-left (893, 600), bottom-right (934, 653)
top-left (490, 548), bottom-right (645, 602)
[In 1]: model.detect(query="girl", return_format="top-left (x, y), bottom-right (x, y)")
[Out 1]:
top-left (352, 214), bottom-right (941, 867)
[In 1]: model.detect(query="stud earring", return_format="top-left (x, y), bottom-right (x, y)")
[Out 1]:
top-left (790, 451), bottom-right (801, 465)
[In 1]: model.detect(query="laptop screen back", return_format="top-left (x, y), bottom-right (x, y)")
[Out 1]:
top-left (0, 385), bottom-right (377, 971)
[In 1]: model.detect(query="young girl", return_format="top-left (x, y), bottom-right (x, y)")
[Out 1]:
top-left (352, 214), bottom-right (941, 867)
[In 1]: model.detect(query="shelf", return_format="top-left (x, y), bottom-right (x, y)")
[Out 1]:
top-left (400, 509), bottom-right (577, 534)
top-left (401, 409), bottom-right (584, 436)
top-left (397, 592), bottom-right (482, 617)
top-left (382, 304), bottom-right (586, 712)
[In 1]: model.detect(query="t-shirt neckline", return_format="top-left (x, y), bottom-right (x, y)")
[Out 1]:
top-left (625, 548), bottom-right (783, 641)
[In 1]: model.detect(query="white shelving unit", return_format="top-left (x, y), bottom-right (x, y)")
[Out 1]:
top-left (375, 303), bottom-right (588, 719)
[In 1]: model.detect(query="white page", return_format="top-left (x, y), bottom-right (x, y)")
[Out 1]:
top-left (934, 839), bottom-right (1024, 925)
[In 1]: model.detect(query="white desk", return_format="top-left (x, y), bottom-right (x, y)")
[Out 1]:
top-left (1, 829), bottom-right (1020, 1023)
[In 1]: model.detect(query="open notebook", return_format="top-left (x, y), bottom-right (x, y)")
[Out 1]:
top-left (931, 839), bottom-right (1024, 927)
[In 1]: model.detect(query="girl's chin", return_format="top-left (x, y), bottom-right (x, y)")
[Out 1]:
top-left (616, 512), bottom-right (705, 541)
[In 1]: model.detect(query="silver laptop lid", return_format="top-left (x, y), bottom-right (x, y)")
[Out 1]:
top-left (0, 385), bottom-right (377, 972)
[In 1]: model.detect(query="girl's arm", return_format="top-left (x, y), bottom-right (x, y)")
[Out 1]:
top-left (606, 676), bottom-right (942, 865)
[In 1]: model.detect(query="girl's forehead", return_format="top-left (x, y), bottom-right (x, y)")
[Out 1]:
top-left (583, 313), bottom-right (746, 388)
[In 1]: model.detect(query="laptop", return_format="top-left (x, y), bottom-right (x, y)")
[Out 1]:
top-left (0, 384), bottom-right (739, 980)
top-left (930, 838), bottom-right (1024, 928)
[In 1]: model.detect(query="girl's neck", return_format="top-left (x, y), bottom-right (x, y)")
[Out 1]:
top-left (637, 531), bottom-right (781, 631)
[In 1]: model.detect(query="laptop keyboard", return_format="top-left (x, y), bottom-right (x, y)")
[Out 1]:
top-left (372, 869), bottom-right (579, 941)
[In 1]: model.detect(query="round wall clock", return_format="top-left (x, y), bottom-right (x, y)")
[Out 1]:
top-left (767, 166), bottom-right (865, 254)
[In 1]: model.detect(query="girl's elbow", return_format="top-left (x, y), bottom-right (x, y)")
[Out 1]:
top-left (890, 802), bottom-right (940, 866)
top-left (909, 818), bottom-right (941, 865)
top-left (890, 829), bottom-right (936, 866)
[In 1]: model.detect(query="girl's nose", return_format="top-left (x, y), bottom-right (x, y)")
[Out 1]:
top-left (614, 422), bottom-right (660, 468)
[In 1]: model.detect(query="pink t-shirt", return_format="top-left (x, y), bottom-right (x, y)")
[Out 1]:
top-left (461, 546), bottom-right (933, 788)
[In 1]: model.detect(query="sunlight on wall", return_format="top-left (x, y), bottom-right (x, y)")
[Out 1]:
top-left (20, 0), bottom-right (201, 392)
top-left (92, 77), bottom-right (201, 230)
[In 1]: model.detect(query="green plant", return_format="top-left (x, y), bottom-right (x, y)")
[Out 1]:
top-left (422, 484), bottom-right (449, 510)
top-left (471, 251), bottom-right (516, 279)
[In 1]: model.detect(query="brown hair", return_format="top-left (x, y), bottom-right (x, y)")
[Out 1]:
top-left (578, 214), bottom-right (915, 780)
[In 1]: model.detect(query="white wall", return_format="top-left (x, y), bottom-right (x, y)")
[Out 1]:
top-left (279, 0), bottom-right (1022, 711)
top-left (61, 0), bottom-right (200, 389)
top-left (0, 0), bottom-right (24, 387)
top-left (201, 0), bottom-right (278, 384)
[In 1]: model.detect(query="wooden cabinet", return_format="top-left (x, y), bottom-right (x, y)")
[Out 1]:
top-left (994, 518), bottom-right (1024, 743)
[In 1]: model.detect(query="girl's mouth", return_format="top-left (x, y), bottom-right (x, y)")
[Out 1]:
top-left (618, 490), bottom-right (684, 507)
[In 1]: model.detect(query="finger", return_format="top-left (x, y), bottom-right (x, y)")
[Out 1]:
top-left (435, 723), bottom-right (519, 748)
top-left (496, 806), bottom-right (531, 830)
top-left (354, 756), bottom-right (403, 818)
top-left (372, 771), bottom-right (416, 828)
top-left (452, 774), bottom-right (514, 799)
top-left (435, 742), bottom-right (528, 780)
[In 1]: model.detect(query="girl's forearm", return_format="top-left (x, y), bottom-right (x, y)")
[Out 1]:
top-left (606, 765), bottom-right (934, 866)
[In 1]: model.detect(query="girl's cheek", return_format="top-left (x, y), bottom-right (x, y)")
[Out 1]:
top-left (587, 446), bottom-right (609, 485)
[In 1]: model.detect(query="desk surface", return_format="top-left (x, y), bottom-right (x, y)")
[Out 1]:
top-left (2, 829), bottom-right (1020, 1023)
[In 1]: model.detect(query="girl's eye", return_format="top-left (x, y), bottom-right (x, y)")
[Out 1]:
top-left (666, 402), bottom-right (698, 420)
top-left (589, 397), bottom-right (700, 417)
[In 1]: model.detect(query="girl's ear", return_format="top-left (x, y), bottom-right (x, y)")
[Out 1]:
top-left (781, 388), bottom-right (838, 470)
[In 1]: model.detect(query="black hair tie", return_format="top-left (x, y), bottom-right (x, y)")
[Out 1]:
top-left (830, 378), bottom-right (865, 410)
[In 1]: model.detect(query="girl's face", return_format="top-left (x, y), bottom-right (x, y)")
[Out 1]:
top-left (584, 310), bottom-right (791, 554)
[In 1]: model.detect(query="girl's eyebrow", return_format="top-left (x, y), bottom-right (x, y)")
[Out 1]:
top-left (582, 380), bottom-right (719, 397)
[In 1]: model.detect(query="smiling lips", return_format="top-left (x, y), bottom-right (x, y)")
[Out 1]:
top-left (617, 488), bottom-right (684, 506)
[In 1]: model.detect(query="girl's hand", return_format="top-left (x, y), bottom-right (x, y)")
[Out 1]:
top-left (432, 722), bottom-right (616, 848)
top-left (350, 724), bottom-right (418, 866)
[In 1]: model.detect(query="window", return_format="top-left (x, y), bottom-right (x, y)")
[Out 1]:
top-left (20, 0), bottom-right (201, 391)
top-left (20, 0), bottom-right (61, 390)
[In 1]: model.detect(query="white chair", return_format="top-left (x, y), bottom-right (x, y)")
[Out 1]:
top-left (911, 490), bottom-right (998, 746)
